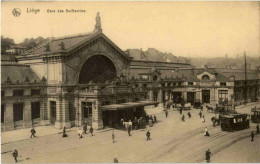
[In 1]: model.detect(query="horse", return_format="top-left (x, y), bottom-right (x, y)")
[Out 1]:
top-left (211, 116), bottom-right (220, 127)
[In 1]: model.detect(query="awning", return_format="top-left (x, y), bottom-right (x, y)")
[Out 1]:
top-left (100, 101), bottom-right (159, 111)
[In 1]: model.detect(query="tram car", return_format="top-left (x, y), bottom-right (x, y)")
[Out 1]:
top-left (220, 113), bottom-right (249, 131)
top-left (251, 107), bottom-right (260, 123)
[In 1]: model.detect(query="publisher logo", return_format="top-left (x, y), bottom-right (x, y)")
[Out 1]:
top-left (12, 8), bottom-right (21, 17)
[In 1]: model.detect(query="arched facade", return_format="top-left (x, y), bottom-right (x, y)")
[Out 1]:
top-left (78, 55), bottom-right (117, 84)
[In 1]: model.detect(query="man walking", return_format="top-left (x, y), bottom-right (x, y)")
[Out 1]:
top-left (112, 131), bottom-right (115, 143)
top-left (127, 126), bottom-right (131, 136)
top-left (180, 107), bottom-right (183, 115)
top-left (30, 127), bottom-right (36, 138)
top-left (146, 130), bottom-right (151, 141)
top-left (205, 149), bottom-right (211, 163)
top-left (83, 122), bottom-right (87, 134)
top-left (12, 149), bottom-right (18, 163)
top-left (153, 115), bottom-right (157, 123)
top-left (251, 131), bottom-right (254, 142)
top-left (165, 110), bottom-right (168, 118)
top-left (187, 112), bottom-right (191, 119)
top-left (90, 126), bottom-right (94, 136)
top-left (182, 114), bottom-right (185, 122)
top-left (199, 111), bottom-right (202, 118)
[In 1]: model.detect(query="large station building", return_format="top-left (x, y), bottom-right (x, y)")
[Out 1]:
top-left (1, 14), bottom-right (260, 131)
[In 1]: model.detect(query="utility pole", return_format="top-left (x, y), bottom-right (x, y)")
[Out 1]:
top-left (244, 51), bottom-right (247, 104)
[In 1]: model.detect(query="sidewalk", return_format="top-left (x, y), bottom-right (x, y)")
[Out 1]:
top-left (1, 125), bottom-right (113, 145)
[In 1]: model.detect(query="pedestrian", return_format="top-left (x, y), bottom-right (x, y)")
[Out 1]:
top-left (62, 127), bottom-right (68, 138)
top-left (30, 127), bottom-right (36, 138)
top-left (146, 130), bottom-right (151, 141)
top-left (205, 149), bottom-right (211, 163)
top-left (256, 124), bottom-right (259, 134)
top-left (128, 126), bottom-right (131, 136)
top-left (12, 149), bottom-right (18, 163)
top-left (128, 120), bottom-right (133, 130)
top-left (149, 119), bottom-right (153, 127)
top-left (199, 111), bottom-right (202, 118)
top-left (180, 108), bottom-right (183, 115)
top-left (114, 157), bottom-right (118, 163)
top-left (83, 122), bottom-right (87, 134)
top-left (182, 114), bottom-right (185, 122)
top-left (78, 128), bottom-right (83, 139)
top-left (202, 115), bottom-right (205, 123)
top-left (154, 115), bottom-right (157, 123)
top-left (187, 112), bottom-right (191, 119)
top-left (165, 110), bottom-right (168, 118)
top-left (112, 131), bottom-right (115, 143)
top-left (204, 127), bottom-right (210, 136)
top-left (251, 131), bottom-right (254, 142)
top-left (90, 126), bottom-right (94, 136)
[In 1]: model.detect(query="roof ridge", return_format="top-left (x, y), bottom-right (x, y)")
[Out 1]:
top-left (52, 32), bottom-right (94, 41)
top-left (22, 32), bottom-right (96, 55)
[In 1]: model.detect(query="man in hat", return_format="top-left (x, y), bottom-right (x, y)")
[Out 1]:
top-left (90, 126), bottom-right (94, 136)
top-left (205, 149), bottom-right (211, 163)
top-left (30, 127), bottom-right (36, 138)
top-left (12, 149), bottom-right (18, 163)
top-left (251, 131), bottom-right (254, 142)
top-left (83, 122), bottom-right (87, 134)
top-left (146, 130), bottom-right (151, 141)
top-left (165, 110), bottom-right (168, 118)
top-left (112, 131), bottom-right (115, 143)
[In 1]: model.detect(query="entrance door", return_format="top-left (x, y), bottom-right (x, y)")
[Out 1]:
top-left (202, 90), bottom-right (210, 103)
top-left (50, 101), bottom-right (56, 124)
top-left (172, 92), bottom-right (182, 103)
top-left (82, 102), bottom-right (92, 126)
top-left (187, 92), bottom-right (195, 105)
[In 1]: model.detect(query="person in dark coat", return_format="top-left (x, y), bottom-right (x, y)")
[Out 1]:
top-left (180, 108), bottom-right (183, 115)
top-left (62, 127), bottom-right (68, 138)
top-left (256, 124), bottom-right (259, 134)
top-left (83, 123), bottom-right (87, 134)
top-left (146, 130), bottom-right (151, 141)
top-left (187, 112), bottom-right (191, 119)
top-left (153, 115), bottom-right (157, 123)
top-left (165, 110), bottom-right (168, 118)
top-left (12, 149), bottom-right (18, 163)
top-left (112, 131), bottom-right (115, 143)
top-left (128, 126), bottom-right (131, 136)
top-left (205, 149), bottom-right (211, 163)
top-left (199, 111), bottom-right (202, 118)
top-left (90, 126), bottom-right (94, 136)
top-left (30, 127), bottom-right (36, 138)
top-left (182, 114), bottom-right (185, 122)
top-left (251, 131), bottom-right (254, 142)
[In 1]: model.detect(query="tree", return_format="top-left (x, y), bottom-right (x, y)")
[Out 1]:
top-left (19, 36), bottom-right (46, 50)
top-left (1, 36), bottom-right (15, 53)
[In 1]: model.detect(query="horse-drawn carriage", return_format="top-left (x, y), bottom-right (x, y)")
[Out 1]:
top-left (251, 107), bottom-right (260, 123)
top-left (219, 113), bottom-right (250, 131)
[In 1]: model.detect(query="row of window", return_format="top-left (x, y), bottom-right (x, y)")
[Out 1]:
top-left (1, 89), bottom-right (41, 97)
top-left (1, 102), bottom-right (41, 123)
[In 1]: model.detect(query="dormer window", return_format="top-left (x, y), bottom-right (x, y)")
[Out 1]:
top-left (202, 75), bottom-right (210, 81)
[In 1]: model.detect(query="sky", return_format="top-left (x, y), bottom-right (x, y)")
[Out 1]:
top-left (1, 1), bottom-right (260, 58)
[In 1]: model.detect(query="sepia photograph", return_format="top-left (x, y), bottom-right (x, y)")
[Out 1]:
top-left (1, 1), bottom-right (260, 163)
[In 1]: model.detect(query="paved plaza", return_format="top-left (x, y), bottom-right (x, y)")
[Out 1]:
top-left (1, 102), bottom-right (260, 163)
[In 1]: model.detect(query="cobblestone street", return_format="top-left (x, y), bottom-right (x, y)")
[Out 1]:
top-left (2, 103), bottom-right (260, 163)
